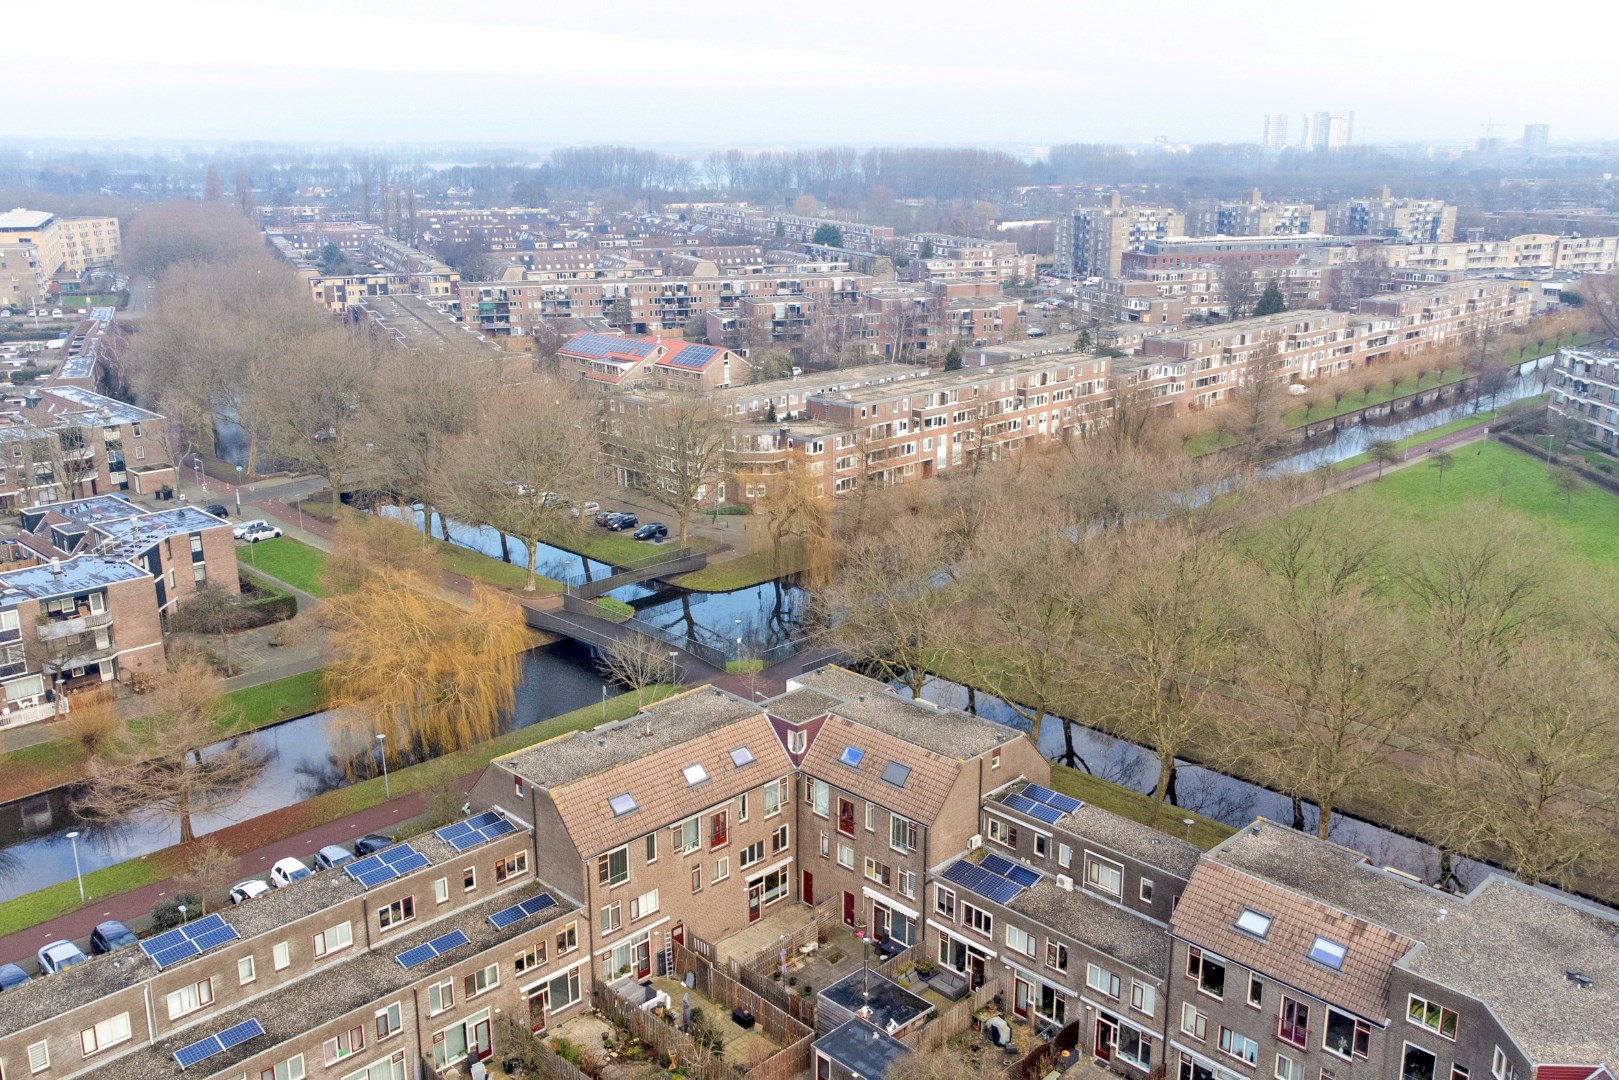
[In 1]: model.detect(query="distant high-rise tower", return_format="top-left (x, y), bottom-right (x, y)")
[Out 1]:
top-left (1302, 112), bottom-right (1354, 151)
top-left (1262, 113), bottom-right (1289, 150)
top-left (1523, 123), bottom-right (1550, 157)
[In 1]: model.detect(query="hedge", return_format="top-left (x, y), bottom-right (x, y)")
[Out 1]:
top-left (237, 569), bottom-right (298, 625)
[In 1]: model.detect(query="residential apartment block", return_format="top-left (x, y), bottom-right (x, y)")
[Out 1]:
top-left (1186, 192), bottom-right (1327, 238)
top-left (1055, 200), bottom-right (1186, 279)
top-left (891, 233), bottom-right (1038, 285)
top-left (1378, 233), bottom-right (1617, 276)
top-left (1326, 190), bottom-right (1457, 243)
top-left (0, 208), bottom-right (122, 279)
top-left (1548, 347), bottom-right (1619, 450)
top-left (0, 387), bottom-right (175, 508)
top-left (693, 207), bottom-right (896, 253)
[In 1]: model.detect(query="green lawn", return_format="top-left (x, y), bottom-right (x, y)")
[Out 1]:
top-left (1049, 766), bottom-right (1234, 850)
top-left (593, 597), bottom-right (635, 622)
top-left (1183, 429), bottom-right (1241, 457)
top-left (1330, 410), bottom-right (1501, 471)
top-left (676, 545), bottom-right (803, 592)
top-left (1337, 439), bottom-right (1619, 564)
top-left (0, 685), bottom-right (680, 936)
top-left (237, 537), bottom-right (328, 597)
top-left (1285, 368), bottom-right (1468, 429)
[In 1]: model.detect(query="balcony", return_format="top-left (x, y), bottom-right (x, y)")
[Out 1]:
top-left (36, 610), bottom-right (113, 640)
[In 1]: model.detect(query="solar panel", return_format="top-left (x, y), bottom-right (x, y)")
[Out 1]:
top-left (520, 893), bottom-right (557, 917)
top-left (435, 812), bottom-right (516, 852)
top-left (1026, 802), bottom-right (1065, 825)
top-left (173, 1019), bottom-right (263, 1069)
top-left (141, 914), bottom-right (240, 969)
top-left (1003, 793), bottom-right (1042, 816)
top-left (344, 844), bottom-right (427, 889)
top-left (880, 761), bottom-right (912, 788)
top-left (1023, 784), bottom-right (1082, 814)
top-left (941, 860), bottom-right (1024, 906)
top-left (663, 344), bottom-right (720, 369)
top-left (979, 852), bottom-right (1042, 888)
top-left (489, 892), bottom-right (558, 930)
top-left (397, 929), bottom-right (470, 970)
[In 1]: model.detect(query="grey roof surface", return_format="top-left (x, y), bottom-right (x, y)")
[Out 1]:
top-left (34, 385), bottom-right (161, 424)
top-left (1005, 788), bottom-right (1200, 879)
top-left (30, 493), bottom-right (149, 525)
top-left (0, 830), bottom-right (478, 1035)
top-left (813, 1018), bottom-right (911, 1078)
top-left (500, 686), bottom-right (761, 789)
top-left (1210, 819), bottom-right (1446, 940)
top-left (1010, 878), bottom-right (1171, 977)
top-left (764, 687), bottom-right (841, 724)
top-left (790, 666), bottom-right (1011, 761)
top-left (100, 887), bottom-right (578, 1080)
top-left (0, 209), bottom-right (53, 230)
top-left (821, 969), bottom-right (930, 1032)
top-left (0, 554), bottom-right (148, 603)
top-left (1398, 877), bottom-right (1619, 1065)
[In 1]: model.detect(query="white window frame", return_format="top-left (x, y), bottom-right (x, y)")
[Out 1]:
top-left (1084, 853), bottom-right (1124, 898)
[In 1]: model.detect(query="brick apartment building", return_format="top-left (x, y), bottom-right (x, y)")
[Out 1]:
top-left (0, 208), bottom-right (122, 280)
top-left (556, 333), bottom-right (751, 390)
top-left (0, 387), bottom-right (175, 509)
top-left (693, 207), bottom-right (897, 254)
top-left (1325, 189), bottom-right (1457, 243)
top-left (891, 233), bottom-right (1038, 285)
top-left (1054, 200), bottom-right (1186, 279)
top-left (1119, 235), bottom-right (1347, 275)
top-left (1185, 192), bottom-right (1327, 238)
top-left (1548, 346), bottom-right (1619, 450)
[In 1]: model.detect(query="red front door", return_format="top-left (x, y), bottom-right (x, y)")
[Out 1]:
top-left (635, 939), bottom-right (652, 979)
top-left (672, 923), bottom-right (684, 946)
top-left (749, 881), bottom-right (764, 923)
top-left (802, 870), bottom-right (814, 905)
top-left (1094, 1018), bottom-right (1115, 1062)
top-left (473, 1019), bottom-right (492, 1061)
top-left (528, 989), bottom-right (547, 1033)
top-left (1014, 977), bottom-right (1031, 1019)
top-left (843, 890), bottom-right (856, 926)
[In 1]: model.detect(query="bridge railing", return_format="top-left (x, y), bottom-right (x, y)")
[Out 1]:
top-left (556, 594), bottom-right (730, 670)
top-left (564, 546), bottom-right (699, 586)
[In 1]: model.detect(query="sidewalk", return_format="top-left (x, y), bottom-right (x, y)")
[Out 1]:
top-left (0, 786), bottom-right (432, 964)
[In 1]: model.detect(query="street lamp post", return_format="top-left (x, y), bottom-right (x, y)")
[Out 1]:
top-left (234, 465), bottom-right (243, 510)
top-left (193, 456), bottom-right (205, 493)
top-left (377, 733), bottom-right (390, 798)
top-left (65, 830), bottom-right (84, 904)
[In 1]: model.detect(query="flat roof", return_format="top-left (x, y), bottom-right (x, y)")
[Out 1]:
top-left (784, 666), bottom-right (1012, 761)
top-left (0, 554), bottom-right (149, 604)
top-left (813, 1018), bottom-right (910, 1078)
top-left (0, 209), bottom-right (54, 231)
top-left (34, 385), bottom-right (162, 424)
top-left (821, 968), bottom-right (930, 1032)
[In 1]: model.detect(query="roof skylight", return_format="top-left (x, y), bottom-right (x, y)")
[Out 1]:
top-left (1234, 908), bottom-right (1273, 939)
top-left (682, 763), bottom-right (710, 787)
top-left (729, 746), bottom-right (756, 768)
top-left (1309, 936), bottom-right (1347, 970)
top-left (609, 792), bottom-right (639, 817)
top-left (839, 746), bottom-right (864, 768)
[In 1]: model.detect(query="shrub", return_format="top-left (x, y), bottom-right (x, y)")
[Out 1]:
top-left (151, 892), bottom-right (202, 931)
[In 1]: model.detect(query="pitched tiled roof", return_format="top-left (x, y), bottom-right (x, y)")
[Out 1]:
top-left (790, 665), bottom-right (1013, 760)
top-left (549, 712), bottom-right (791, 858)
top-left (800, 713), bottom-right (960, 824)
top-left (1170, 859), bottom-right (1417, 1023)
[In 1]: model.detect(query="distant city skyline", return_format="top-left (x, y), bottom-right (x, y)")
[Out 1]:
top-left (0, 0), bottom-right (1611, 148)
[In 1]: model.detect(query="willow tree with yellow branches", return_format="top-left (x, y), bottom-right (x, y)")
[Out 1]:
top-left (321, 562), bottom-right (532, 765)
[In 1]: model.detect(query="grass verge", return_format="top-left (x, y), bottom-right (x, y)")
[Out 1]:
top-left (593, 597), bottom-right (635, 622)
top-left (1329, 409), bottom-right (1501, 471)
top-left (0, 686), bottom-right (680, 937)
top-left (675, 546), bottom-right (802, 592)
top-left (1284, 368), bottom-right (1468, 428)
top-left (1049, 766), bottom-right (1234, 851)
top-left (236, 537), bottom-right (328, 597)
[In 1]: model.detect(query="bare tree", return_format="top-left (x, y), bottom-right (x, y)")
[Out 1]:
top-left (748, 450), bottom-right (833, 584)
top-left (172, 586), bottom-right (254, 675)
top-left (595, 634), bottom-right (679, 707)
top-left (63, 689), bottom-right (122, 756)
top-left (1328, 246), bottom-right (1387, 310)
top-left (1218, 264), bottom-right (1258, 320)
top-left (261, 327), bottom-right (381, 518)
top-left (178, 837), bottom-right (239, 916)
top-left (368, 345), bottom-right (484, 541)
top-left (75, 661), bottom-right (266, 844)
top-left (1226, 344), bottom-right (1286, 471)
top-left (615, 393), bottom-right (731, 547)
top-left (1576, 271), bottom-right (1619, 341)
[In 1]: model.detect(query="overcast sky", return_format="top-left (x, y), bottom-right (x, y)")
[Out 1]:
top-left (3, 0), bottom-right (1603, 151)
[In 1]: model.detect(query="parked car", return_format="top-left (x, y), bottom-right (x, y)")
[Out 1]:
top-left (232, 519), bottom-right (269, 539)
top-left (314, 845), bottom-right (354, 872)
top-left (90, 920), bottom-right (138, 955)
top-left (269, 857), bottom-right (311, 888)
top-left (239, 523), bottom-right (283, 543)
top-left (202, 503), bottom-right (229, 518)
top-left (229, 879), bottom-right (271, 905)
top-left (606, 513), bottom-right (639, 531)
top-left (571, 501), bottom-right (602, 518)
top-left (0, 963), bottom-right (30, 990)
top-left (594, 511), bottom-right (619, 527)
top-left (352, 833), bottom-right (396, 856)
top-left (632, 523), bottom-right (668, 542)
top-left (37, 940), bottom-right (88, 974)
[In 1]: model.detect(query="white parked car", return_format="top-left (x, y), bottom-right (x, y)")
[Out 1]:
top-left (232, 519), bottom-right (269, 539)
top-left (239, 524), bottom-right (282, 543)
top-left (269, 858), bottom-right (311, 889)
top-left (37, 940), bottom-right (88, 974)
top-left (229, 879), bottom-right (271, 904)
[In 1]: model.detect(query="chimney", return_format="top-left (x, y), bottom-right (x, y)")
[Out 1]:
top-left (49, 557), bottom-right (60, 577)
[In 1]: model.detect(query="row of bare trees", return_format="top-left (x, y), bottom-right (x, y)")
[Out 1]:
top-left (816, 438), bottom-right (1619, 892)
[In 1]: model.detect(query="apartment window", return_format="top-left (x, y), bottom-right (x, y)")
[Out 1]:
top-left (1219, 1027), bottom-right (1258, 1066)
top-left (865, 802), bottom-right (877, 831)
top-left (710, 810), bottom-right (728, 849)
top-left (1247, 973), bottom-right (1264, 1008)
top-left (273, 941), bottom-right (291, 970)
top-left (80, 1013), bottom-right (132, 1056)
top-left (1086, 963), bottom-right (1122, 998)
top-left (837, 798), bottom-right (856, 835)
top-left (691, 866), bottom-right (702, 893)
top-left (600, 902), bottom-right (622, 935)
top-left (936, 886), bottom-right (957, 919)
top-left (464, 964), bottom-right (499, 999)
top-left (28, 1040), bottom-right (49, 1073)
top-left (1033, 833), bottom-right (1049, 857)
top-left (788, 730), bottom-right (806, 755)
top-left (1085, 854), bottom-right (1124, 898)
top-left (322, 1027), bottom-right (366, 1066)
top-left (1131, 981), bottom-right (1156, 1016)
top-left (1323, 1008), bottom-right (1370, 1060)
top-left (820, 832), bottom-right (830, 858)
top-left (555, 922), bottom-right (578, 955)
top-left (166, 978), bottom-right (216, 1019)
top-left (764, 777), bottom-right (786, 816)
top-left (378, 897), bottom-right (415, 930)
top-left (898, 868), bottom-right (916, 899)
top-left (313, 921), bottom-right (353, 958)
top-left (1140, 878), bottom-right (1154, 903)
top-left (986, 816), bottom-right (1017, 847)
top-left (375, 1002), bottom-right (403, 1039)
top-left (740, 840), bottom-right (764, 869)
top-left (645, 833), bottom-right (657, 864)
top-left (1403, 1044), bottom-right (1438, 1080)
top-left (1057, 843), bottom-right (1072, 869)
top-left (428, 979), bottom-right (454, 1015)
top-left (1279, 997), bottom-right (1310, 1048)
top-left (713, 856), bottom-right (730, 882)
top-left (598, 847), bottom-right (629, 887)
top-left (1453, 1067), bottom-right (1470, 1080)
top-left (673, 817), bottom-right (700, 854)
top-left (864, 857), bottom-right (892, 888)
top-left (837, 843), bottom-right (854, 869)
top-left (889, 815), bottom-right (918, 854)
top-left (238, 955), bottom-right (256, 985)
top-left (493, 851), bottom-right (528, 882)
top-left (737, 792), bottom-right (749, 822)
top-left (1005, 925), bottom-right (1036, 957)
top-left (514, 941), bottom-right (547, 974)
top-left (434, 877), bottom-right (449, 903)
top-left (1406, 994), bottom-right (1458, 1040)
top-left (631, 889), bottom-right (660, 920)
top-left (1180, 1003), bottom-right (1208, 1040)
top-left (1046, 941), bottom-right (1068, 972)
top-left (768, 823), bottom-right (788, 852)
top-left (963, 903), bottom-right (993, 937)
top-left (1491, 1048), bottom-right (1516, 1080)
top-left (1186, 946), bottom-right (1226, 998)
top-left (1276, 1054), bottom-right (1305, 1080)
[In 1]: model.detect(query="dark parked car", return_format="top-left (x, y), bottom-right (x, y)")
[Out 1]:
top-left (90, 920), bottom-right (138, 955)
top-left (632, 523), bottom-right (668, 542)
top-left (606, 514), bottom-right (639, 531)
top-left (0, 964), bottom-right (31, 990)
top-left (203, 504), bottom-right (229, 518)
top-left (352, 834), bottom-right (396, 857)
top-left (594, 511), bottom-right (619, 527)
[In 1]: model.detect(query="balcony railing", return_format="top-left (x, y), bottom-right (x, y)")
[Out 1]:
top-left (36, 611), bottom-right (113, 640)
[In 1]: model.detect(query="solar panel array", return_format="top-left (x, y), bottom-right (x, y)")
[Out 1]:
top-left (344, 843), bottom-right (430, 890)
top-left (1022, 784), bottom-right (1083, 814)
top-left (1003, 792), bottom-right (1065, 825)
top-left (140, 913), bottom-right (240, 970)
top-left (488, 892), bottom-right (558, 930)
top-left (941, 860), bottom-right (1024, 906)
top-left (173, 1018), bottom-right (264, 1069)
top-left (396, 929), bottom-right (470, 970)
top-left (564, 334), bottom-right (657, 360)
top-left (980, 852), bottom-right (1042, 888)
top-left (662, 344), bottom-right (721, 369)
top-left (435, 811), bottom-right (517, 852)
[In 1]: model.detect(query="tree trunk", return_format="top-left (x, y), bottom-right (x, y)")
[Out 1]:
top-left (1062, 720), bottom-right (1080, 769)
top-left (1027, 708), bottom-right (1045, 753)
top-left (965, 685), bottom-right (978, 715)
top-left (523, 539), bottom-right (539, 592)
top-left (1316, 800), bottom-right (1333, 840)
top-left (499, 532), bottom-right (511, 564)
top-left (1291, 795), bottom-right (1305, 831)
top-left (177, 776), bottom-right (194, 845)
top-left (677, 507), bottom-right (691, 548)
top-left (245, 429), bottom-right (259, 479)
top-left (328, 477), bottom-right (342, 520)
top-left (1153, 749), bottom-right (1177, 804)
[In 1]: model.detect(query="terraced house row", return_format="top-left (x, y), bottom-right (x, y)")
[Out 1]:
top-left (1, 667), bottom-right (1610, 1079)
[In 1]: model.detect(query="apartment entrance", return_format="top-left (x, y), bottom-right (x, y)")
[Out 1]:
top-left (1094, 1016), bottom-right (1117, 1062)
